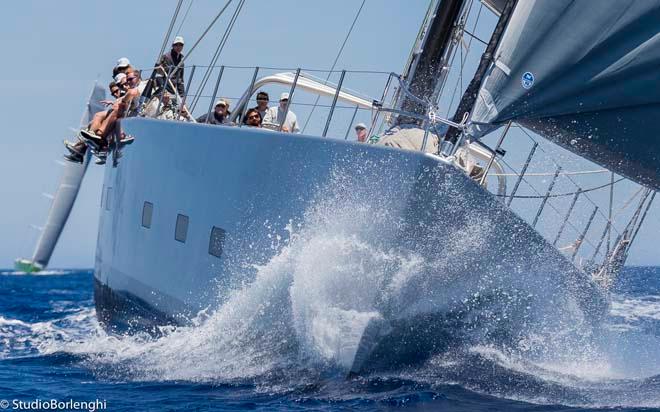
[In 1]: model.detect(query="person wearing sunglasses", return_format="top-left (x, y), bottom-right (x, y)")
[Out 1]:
top-left (243, 108), bottom-right (262, 127)
top-left (252, 91), bottom-right (270, 123)
top-left (80, 68), bottom-right (142, 149)
top-left (63, 81), bottom-right (123, 163)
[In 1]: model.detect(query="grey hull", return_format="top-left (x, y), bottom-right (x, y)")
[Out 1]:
top-left (95, 118), bottom-right (607, 372)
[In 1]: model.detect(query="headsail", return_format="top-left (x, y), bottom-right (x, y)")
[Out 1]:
top-left (15, 84), bottom-right (106, 272)
top-left (469, 0), bottom-right (660, 190)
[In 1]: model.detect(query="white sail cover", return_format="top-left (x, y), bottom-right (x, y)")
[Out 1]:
top-left (470, 0), bottom-right (660, 189)
top-left (31, 84), bottom-right (106, 268)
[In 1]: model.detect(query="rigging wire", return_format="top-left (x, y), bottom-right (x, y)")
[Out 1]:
top-left (497, 156), bottom-right (602, 252)
top-left (611, 187), bottom-right (644, 221)
top-left (175, 0), bottom-right (194, 36)
top-left (435, 0), bottom-right (475, 103)
top-left (300, 0), bottom-right (367, 133)
top-left (445, 3), bottom-right (483, 116)
top-left (490, 169), bottom-right (609, 177)
top-left (156, 0), bottom-right (184, 65)
top-left (189, 0), bottom-right (245, 112)
top-left (462, 29), bottom-right (488, 45)
top-left (166, 0), bottom-right (236, 82)
top-left (512, 124), bottom-right (620, 225)
top-left (497, 177), bottom-right (626, 199)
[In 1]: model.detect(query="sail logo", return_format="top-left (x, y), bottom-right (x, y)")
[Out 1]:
top-left (521, 72), bottom-right (535, 89)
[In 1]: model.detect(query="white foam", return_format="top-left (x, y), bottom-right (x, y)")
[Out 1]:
top-left (610, 294), bottom-right (660, 323)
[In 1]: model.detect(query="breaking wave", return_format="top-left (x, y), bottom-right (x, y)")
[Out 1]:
top-left (2, 172), bottom-right (660, 408)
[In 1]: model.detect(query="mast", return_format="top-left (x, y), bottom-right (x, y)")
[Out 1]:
top-left (394, 0), bottom-right (467, 126)
top-left (444, 0), bottom-right (517, 144)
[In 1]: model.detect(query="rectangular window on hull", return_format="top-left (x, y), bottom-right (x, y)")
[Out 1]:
top-left (142, 202), bottom-right (153, 228)
top-left (209, 226), bottom-right (226, 258)
top-left (105, 187), bottom-right (112, 211)
top-left (175, 214), bottom-right (189, 243)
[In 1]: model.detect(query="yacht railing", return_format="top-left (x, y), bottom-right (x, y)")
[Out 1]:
top-left (133, 64), bottom-right (634, 276)
top-left (473, 121), bottom-right (652, 283)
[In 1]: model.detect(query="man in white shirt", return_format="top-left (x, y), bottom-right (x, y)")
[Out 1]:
top-left (263, 92), bottom-right (300, 133)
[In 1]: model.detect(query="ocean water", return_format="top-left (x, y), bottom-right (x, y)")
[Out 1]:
top-left (1, 267), bottom-right (660, 411)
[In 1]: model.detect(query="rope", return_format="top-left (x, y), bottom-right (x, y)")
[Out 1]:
top-left (435, 0), bottom-right (474, 101)
top-left (157, 0), bottom-right (184, 65)
top-left (174, 0), bottom-right (194, 36)
top-left (490, 169), bottom-right (609, 177)
top-left (141, 64), bottom-right (392, 75)
top-left (166, 0), bottom-right (235, 82)
top-left (511, 124), bottom-right (618, 225)
top-left (498, 157), bottom-right (601, 252)
top-left (445, 3), bottom-right (484, 116)
top-left (301, 0), bottom-right (366, 133)
top-left (462, 29), bottom-right (488, 45)
top-left (611, 187), bottom-right (644, 220)
top-left (189, 0), bottom-right (245, 112)
top-left (496, 177), bottom-right (625, 199)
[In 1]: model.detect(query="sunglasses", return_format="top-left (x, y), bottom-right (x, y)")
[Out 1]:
top-left (256, 98), bottom-right (268, 102)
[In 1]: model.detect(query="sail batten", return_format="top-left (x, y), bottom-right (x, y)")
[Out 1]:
top-left (469, 0), bottom-right (660, 189)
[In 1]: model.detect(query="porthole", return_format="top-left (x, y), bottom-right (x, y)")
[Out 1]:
top-left (142, 202), bottom-right (153, 228)
top-left (105, 187), bottom-right (112, 211)
top-left (175, 214), bottom-right (189, 243)
top-left (208, 226), bottom-right (226, 258)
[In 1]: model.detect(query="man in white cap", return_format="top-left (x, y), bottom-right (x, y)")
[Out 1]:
top-left (157, 36), bottom-right (186, 97)
top-left (196, 98), bottom-right (232, 125)
top-left (354, 123), bottom-right (368, 142)
top-left (262, 92), bottom-right (300, 133)
top-left (113, 57), bottom-right (131, 77)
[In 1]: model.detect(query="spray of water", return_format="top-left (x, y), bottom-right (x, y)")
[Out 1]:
top-left (2, 168), bottom-right (660, 407)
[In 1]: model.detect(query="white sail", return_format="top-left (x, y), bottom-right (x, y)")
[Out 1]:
top-left (16, 84), bottom-right (106, 272)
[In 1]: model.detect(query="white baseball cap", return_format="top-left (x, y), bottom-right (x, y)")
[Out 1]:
top-left (280, 92), bottom-right (290, 101)
top-left (173, 36), bottom-right (185, 45)
top-left (355, 123), bottom-right (367, 130)
top-left (114, 73), bottom-right (126, 83)
top-left (115, 57), bottom-right (130, 68)
top-left (215, 98), bottom-right (229, 108)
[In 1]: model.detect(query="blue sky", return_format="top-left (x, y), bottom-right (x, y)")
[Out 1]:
top-left (1, 0), bottom-right (658, 268)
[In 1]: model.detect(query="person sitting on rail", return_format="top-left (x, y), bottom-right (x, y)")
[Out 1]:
top-left (156, 37), bottom-right (186, 98)
top-left (196, 98), bottom-right (232, 125)
top-left (63, 81), bottom-right (124, 163)
top-left (243, 108), bottom-right (262, 127)
top-left (79, 68), bottom-right (143, 149)
top-left (112, 57), bottom-right (132, 78)
top-left (156, 92), bottom-right (178, 120)
top-left (142, 91), bottom-right (181, 120)
top-left (252, 91), bottom-right (270, 123)
top-left (113, 73), bottom-right (127, 96)
top-left (262, 92), bottom-right (300, 133)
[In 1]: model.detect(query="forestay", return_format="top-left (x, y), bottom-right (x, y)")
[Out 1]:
top-left (469, 0), bottom-right (660, 190)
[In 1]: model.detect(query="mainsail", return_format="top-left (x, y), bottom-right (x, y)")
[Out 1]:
top-left (468, 0), bottom-right (660, 190)
top-left (15, 84), bottom-right (106, 272)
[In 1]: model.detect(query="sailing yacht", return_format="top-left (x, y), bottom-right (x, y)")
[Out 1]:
top-left (17, 0), bottom-right (659, 374)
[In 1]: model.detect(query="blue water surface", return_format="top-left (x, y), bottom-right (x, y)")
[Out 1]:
top-left (1, 267), bottom-right (660, 411)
